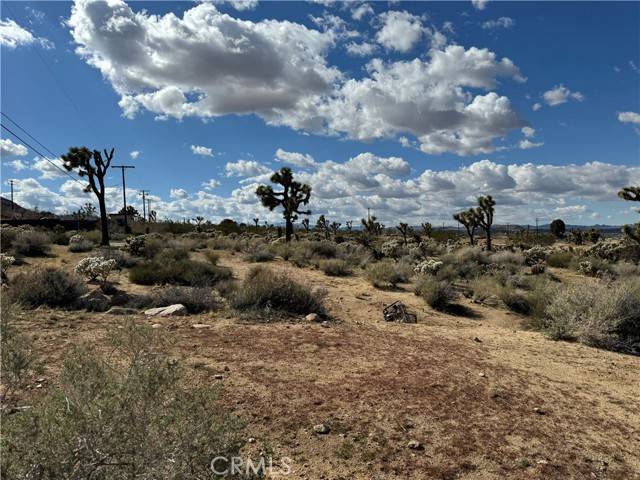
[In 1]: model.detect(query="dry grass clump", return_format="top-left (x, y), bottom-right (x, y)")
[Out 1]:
top-left (231, 266), bottom-right (325, 317)
top-left (242, 246), bottom-right (276, 263)
top-left (546, 251), bottom-right (574, 268)
top-left (7, 267), bottom-right (86, 309)
top-left (365, 260), bottom-right (412, 289)
top-left (319, 259), bottom-right (351, 276)
top-left (544, 279), bottom-right (640, 351)
top-left (1, 320), bottom-right (246, 478)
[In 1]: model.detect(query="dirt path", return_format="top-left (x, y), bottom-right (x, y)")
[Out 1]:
top-left (9, 249), bottom-right (640, 479)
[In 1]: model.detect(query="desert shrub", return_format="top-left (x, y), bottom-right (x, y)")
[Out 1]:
top-left (413, 258), bottom-right (443, 275)
top-left (231, 266), bottom-right (325, 316)
top-left (523, 246), bottom-right (547, 266)
top-left (243, 247), bottom-right (276, 263)
top-left (12, 229), bottom-right (51, 256)
top-left (49, 225), bottom-right (70, 245)
top-left (7, 267), bottom-right (86, 308)
top-left (577, 257), bottom-right (614, 278)
top-left (83, 230), bottom-right (103, 245)
top-left (1, 253), bottom-right (15, 279)
top-left (74, 257), bottom-right (117, 284)
top-left (499, 288), bottom-right (531, 315)
top-left (1, 320), bottom-right (245, 479)
top-left (544, 280), bottom-right (640, 350)
top-left (68, 234), bottom-right (95, 253)
top-left (150, 286), bottom-right (217, 313)
top-left (547, 251), bottom-right (574, 268)
top-left (307, 241), bottom-right (337, 258)
top-left (365, 260), bottom-right (412, 289)
top-left (203, 249), bottom-right (220, 265)
top-left (469, 275), bottom-right (502, 304)
top-left (1, 300), bottom-right (42, 393)
top-left (613, 262), bottom-right (640, 278)
top-left (129, 259), bottom-right (231, 287)
top-left (207, 236), bottom-right (246, 252)
top-left (415, 276), bottom-right (456, 311)
top-left (490, 250), bottom-right (525, 267)
top-left (123, 235), bottom-right (163, 258)
top-left (319, 259), bottom-right (351, 276)
top-left (0, 226), bottom-right (18, 252)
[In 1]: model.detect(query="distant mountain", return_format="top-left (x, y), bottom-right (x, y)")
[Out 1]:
top-left (0, 196), bottom-right (56, 220)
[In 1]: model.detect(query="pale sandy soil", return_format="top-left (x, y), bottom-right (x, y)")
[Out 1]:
top-left (4, 245), bottom-right (640, 479)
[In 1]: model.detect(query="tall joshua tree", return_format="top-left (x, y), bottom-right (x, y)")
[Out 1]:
top-left (453, 209), bottom-right (480, 246)
top-left (346, 220), bottom-right (353, 232)
top-left (330, 221), bottom-right (341, 237)
top-left (256, 167), bottom-right (311, 243)
top-left (61, 147), bottom-right (113, 246)
top-left (421, 222), bottom-right (432, 238)
top-left (619, 186), bottom-right (640, 244)
top-left (316, 215), bottom-right (330, 239)
top-left (396, 223), bottom-right (412, 246)
top-left (253, 218), bottom-right (260, 228)
top-left (301, 218), bottom-right (310, 233)
top-left (475, 195), bottom-right (496, 251)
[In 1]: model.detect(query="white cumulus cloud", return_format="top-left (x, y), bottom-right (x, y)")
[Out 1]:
top-left (191, 145), bottom-right (214, 157)
top-left (0, 138), bottom-right (28, 158)
top-left (0, 18), bottom-right (52, 49)
top-left (543, 84), bottom-right (584, 107)
top-left (375, 11), bottom-right (424, 52)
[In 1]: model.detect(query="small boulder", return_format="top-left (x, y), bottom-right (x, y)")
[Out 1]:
top-left (192, 323), bottom-right (211, 329)
top-left (79, 289), bottom-right (111, 312)
top-left (313, 424), bottom-right (331, 434)
top-left (144, 304), bottom-right (187, 317)
top-left (305, 313), bottom-right (320, 322)
top-left (106, 307), bottom-right (139, 315)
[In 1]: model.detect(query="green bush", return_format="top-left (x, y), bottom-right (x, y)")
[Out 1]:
top-left (319, 259), bottom-right (351, 276)
top-left (68, 238), bottom-right (94, 253)
top-left (0, 226), bottom-right (18, 252)
top-left (415, 276), bottom-right (456, 311)
top-left (365, 261), bottom-right (412, 289)
top-left (129, 259), bottom-right (231, 287)
top-left (7, 267), bottom-right (86, 308)
top-left (231, 266), bottom-right (325, 317)
top-left (1, 320), bottom-right (245, 479)
top-left (49, 225), bottom-right (70, 245)
top-left (546, 251), bottom-right (574, 268)
top-left (12, 230), bottom-right (51, 256)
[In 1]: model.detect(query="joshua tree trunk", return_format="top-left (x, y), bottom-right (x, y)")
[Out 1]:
top-left (485, 229), bottom-right (491, 251)
top-left (285, 216), bottom-right (293, 242)
top-left (98, 195), bottom-right (109, 246)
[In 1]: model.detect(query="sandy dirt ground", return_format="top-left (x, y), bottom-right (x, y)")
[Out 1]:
top-left (6, 245), bottom-right (640, 479)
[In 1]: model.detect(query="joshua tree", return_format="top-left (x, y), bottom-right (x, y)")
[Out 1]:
top-left (618, 186), bottom-right (640, 244)
top-left (256, 167), bottom-right (311, 242)
top-left (61, 147), bottom-right (114, 246)
top-left (316, 215), bottom-right (330, 239)
top-left (421, 222), bottom-right (432, 238)
top-left (253, 218), bottom-right (260, 228)
top-left (81, 203), bottom-right (97, 218)
top-left (362, 216), bottom-right (384, 236)
top-left (475, 195), bottom-right (496, 251)
top-left (120, 205), bottom-right (140, 220)
top-left (453, 209), bottom-right (480, 246)
top-left (549, 219), bottom-right (566, 238)
top-left (301, 218), bottom-right (310, 233)
top-left (396, 223), bottom-right (412, 246)
top-left (346, 220), bottom-right (353, 232)
top-left (330, 221), bottom-right (341, 237)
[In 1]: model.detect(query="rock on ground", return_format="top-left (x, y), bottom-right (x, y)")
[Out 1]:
top-left (144, 304), bottom-right (188, 317)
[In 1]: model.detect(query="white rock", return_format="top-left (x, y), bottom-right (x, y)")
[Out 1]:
top-left (313, 424), bottom-right (330, 434)
top-left (144, 304), bottom-right (187, 317)
top-left (305, 313), bottom-right (320, 322)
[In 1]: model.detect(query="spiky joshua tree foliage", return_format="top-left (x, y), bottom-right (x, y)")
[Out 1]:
top-left (396, 223), bottom-right (412, 246)
top-left (253, 218), bottom-right (260, 228)
top-left (330, 222), bottom-right (341, 237)
top-left (315, 215), bottom-right (330, 239)
top-left (362, 216), bottom-right (384, 236)
top-left (256, 167), bottom-right (311, 243)
top-left (61, 147), bottom-right (114, 246)
top-left (453, 209), bottom-right (480, 246)
top-left (619, 186), bottom-right (640, 244)
top-left (345, 220), bottom-right (353, 232)
top-left (421, 222), bottom-right (432, 238)
top-left (301, 218), bottom-right (310, 233)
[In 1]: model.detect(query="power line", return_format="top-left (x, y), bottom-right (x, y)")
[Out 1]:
top-left (0, 122), bottom-right (84, 185)
top-left (2, 112), bottom-right (59, 159)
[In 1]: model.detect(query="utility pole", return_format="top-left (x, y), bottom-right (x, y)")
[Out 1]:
top-left (112, 165), bottom-right (135, 233)
top-left (139, 190), bottom-right (150, 221)
top-left (147, 198), bottom-right (152, 222)
top-left (367, 207), bottom-right (371, 222)
top-left (9, 180), bottom-right (14, 213)
top-left (535, 217), bottom-right (539, 237)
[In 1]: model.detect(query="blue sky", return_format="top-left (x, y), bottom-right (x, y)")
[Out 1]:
top-left (1, 0), bottom-right (639, 226)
